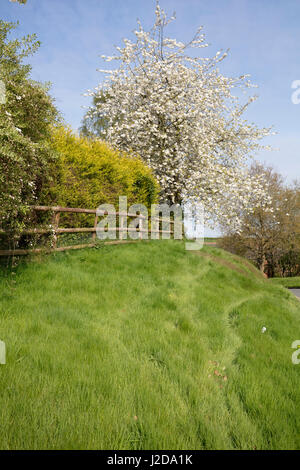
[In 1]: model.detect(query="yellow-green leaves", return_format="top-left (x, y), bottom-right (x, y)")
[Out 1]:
top-left (42, 126), bottom-right (159, 226)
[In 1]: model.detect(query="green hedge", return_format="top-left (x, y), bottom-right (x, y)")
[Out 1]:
top-left (40, 126), bottom-right (159, 228)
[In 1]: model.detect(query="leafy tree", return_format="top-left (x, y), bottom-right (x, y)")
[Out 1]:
top-left (86, 1), bottom-right (272, 228)
top-left (80, 92), bottom-right (110, 139)
top-left (0, 20), bottom-right (59, 248)
top-left (220, 163), bottom-right (300, 275)
top-left (278, 250), bottom-right (300, 277)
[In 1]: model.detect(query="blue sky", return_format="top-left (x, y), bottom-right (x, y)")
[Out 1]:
top-left (2, 0), bottom-right (300, 232)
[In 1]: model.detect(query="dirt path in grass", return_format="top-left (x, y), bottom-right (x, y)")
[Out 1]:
top-left (191, 250), bottom-right (263, 279)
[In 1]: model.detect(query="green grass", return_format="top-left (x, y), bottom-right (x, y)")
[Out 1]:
top-left (269, 277), bottom-right (300, 288)
top-left (204, 237), bottom-right (220, 243)
top-left (0, 240), bottom-right (299, 450)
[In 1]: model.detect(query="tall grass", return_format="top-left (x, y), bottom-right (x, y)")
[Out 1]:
top-left (0, 241), bottom-right (299, 449)
top-left (270, 277), bottom-right (300, 288)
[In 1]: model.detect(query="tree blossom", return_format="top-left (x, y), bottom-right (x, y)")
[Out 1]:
top-left (86, 2), bottom-right (273, 228)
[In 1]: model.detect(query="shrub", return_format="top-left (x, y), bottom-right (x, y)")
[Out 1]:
top-left (40, 126), bottom-right (159, 227)
top-left (0, 21), bottom-right (59, 249)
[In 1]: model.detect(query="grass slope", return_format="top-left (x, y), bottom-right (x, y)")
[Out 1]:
top-left (270, 277), bottom-right (300, 288)
top-left (0, 241), bottom-right (299, 450)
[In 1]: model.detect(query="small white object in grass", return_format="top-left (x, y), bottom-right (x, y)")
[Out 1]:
top-left (261, 326), bottom-right (267, 333)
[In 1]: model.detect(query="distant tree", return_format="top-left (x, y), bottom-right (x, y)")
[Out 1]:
top-left (10, 0), bottom-right (27, 4)
top-left (278, 249), bottom-right (300, 277)
top-left (86, 1), bottom-right (272, 229)
top-left (0, 20), bottom-right (59, 249)
top-left (80, 92), bottom-right (110, 139)
top-left (220, 163), bottom-right (300, 276)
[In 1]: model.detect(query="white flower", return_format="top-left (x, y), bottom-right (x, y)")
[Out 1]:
top-left (86, 1), bottom-right (272, 226)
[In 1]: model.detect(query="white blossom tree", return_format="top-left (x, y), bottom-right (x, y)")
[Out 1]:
top-left (86, 2), bottom-right (273, 228)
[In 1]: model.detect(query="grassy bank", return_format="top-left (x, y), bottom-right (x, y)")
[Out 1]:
top-left (269, 277), bottom-right (300, 288)
top-left (0, 241), bottom-right (299, 449)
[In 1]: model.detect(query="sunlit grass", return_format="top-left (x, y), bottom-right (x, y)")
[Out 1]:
top-left (270, 277), bottom-right (300, 288)
top-left (0, 241), bottom-right (299, 449)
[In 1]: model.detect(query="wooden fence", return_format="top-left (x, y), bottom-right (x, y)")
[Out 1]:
top-left (0, 205), bottom-right (175, 256)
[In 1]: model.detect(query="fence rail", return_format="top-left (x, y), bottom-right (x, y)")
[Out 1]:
top-left (0, 205), bottom-right (176, 256)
